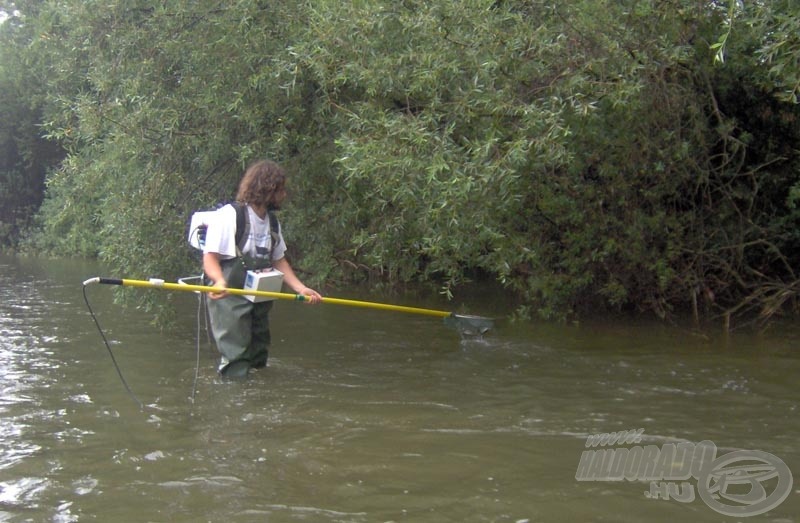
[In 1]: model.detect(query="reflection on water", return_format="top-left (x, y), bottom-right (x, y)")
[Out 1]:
top-left (0, 254), bottom-right (798, 522)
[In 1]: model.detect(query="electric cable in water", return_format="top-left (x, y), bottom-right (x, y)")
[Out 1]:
top-left (82, 283), bottom-right (144, 409)
top-left (190, 284), bottom-right (204, 404)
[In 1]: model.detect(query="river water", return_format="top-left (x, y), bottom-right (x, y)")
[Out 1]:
top-left (0, 254), bottom-right (798, 522)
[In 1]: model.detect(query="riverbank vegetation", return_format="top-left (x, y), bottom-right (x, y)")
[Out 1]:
top-left (1, 0), bottom-right (798, 325)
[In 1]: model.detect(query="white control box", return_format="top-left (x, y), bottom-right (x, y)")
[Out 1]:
top-left (243, 269), bottom-right (284, 302)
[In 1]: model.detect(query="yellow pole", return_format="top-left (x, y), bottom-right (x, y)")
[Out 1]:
top-left (85, 277), bottom-right (453, 319)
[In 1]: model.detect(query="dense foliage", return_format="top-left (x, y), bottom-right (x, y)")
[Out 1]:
top-left (1, 0), bottom-right (798, 324)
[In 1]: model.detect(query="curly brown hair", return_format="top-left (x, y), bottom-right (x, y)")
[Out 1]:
top-left (236, 160), bottom-right (286, 209)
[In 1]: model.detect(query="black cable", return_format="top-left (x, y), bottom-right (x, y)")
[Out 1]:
top-left (82, 284), bottom-right (144, 409)
top-left (83, 223), bottom-right (208, 407)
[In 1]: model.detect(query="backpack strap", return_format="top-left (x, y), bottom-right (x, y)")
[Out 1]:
top-left (232, 202), bottom-right (250, 256)
top-left (267, 210), bottom-right (280, 260)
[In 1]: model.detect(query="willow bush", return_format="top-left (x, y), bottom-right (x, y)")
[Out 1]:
top-left (3, 0), bottom-right (798, 323)
top-left (0, 1), bottom-right (64, 248)
top-left (283, 2), bottom-right (596, 302)
top-left (281, 0), bottom-right (800, 322)
top-left (26, 0), bottom-right (319, 309)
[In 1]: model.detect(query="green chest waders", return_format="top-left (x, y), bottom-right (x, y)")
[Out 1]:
top-left (206, 254), bottom-right (275, 377)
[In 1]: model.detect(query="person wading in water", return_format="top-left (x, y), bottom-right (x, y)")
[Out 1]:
top-left (202, 159), bottom-right (322, 377)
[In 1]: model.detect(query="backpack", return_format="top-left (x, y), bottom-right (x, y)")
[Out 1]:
top-left (188, 202), bottom-right (279, 258)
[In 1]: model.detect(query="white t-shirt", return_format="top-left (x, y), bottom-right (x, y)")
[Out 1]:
top-left (202, 204), bottom-right (287, 262)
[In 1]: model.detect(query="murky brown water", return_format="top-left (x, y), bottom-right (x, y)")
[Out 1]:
top-left (0, 254), bottom-right (798, 522)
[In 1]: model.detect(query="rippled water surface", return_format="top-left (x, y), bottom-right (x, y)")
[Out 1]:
top-left (0, 254), bottom-right (798, 522)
